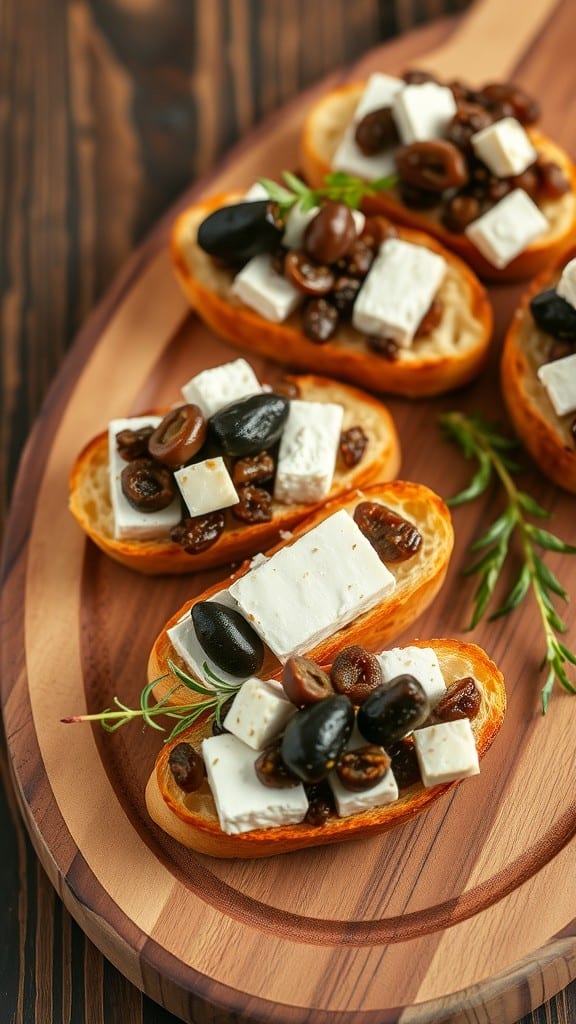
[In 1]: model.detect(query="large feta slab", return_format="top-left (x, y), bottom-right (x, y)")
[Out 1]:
top-left (223, 677), bottom-right (297, 750)
top-left (167, 591), bottom-right (254, 687)
top-left (376, 646), bottom-right (446, 708)
top-left (556, 257), bottom-right (576, 310)
top-left (231, 253), bottom-right (302, 322)
top-left (392, 82), bottom-right (457, 143)
top-left (471, 117), bottom-right (537, 178)
top-left (174, 457), bottom-right (239, 517)
top-left (108, 417), bottom-right (182, 540)
top-left (413, 719), bottom-right (480, 787)
top-left (352, 237), bottom-right (446, 346)
top-left (202, 733), bottom-right (308, 834)
top-left (537, 352), bottom-right (576, 415)
top-left (228, 509), bottom-right (396, 661)
top-left (465, 189), bottom-right (548, 269)
top-left (181, 358), bottom-right (262, 417)
top-left (332, 73), bottom-right (404, 181)
top-left (273, 400), bottom-right (344, 504)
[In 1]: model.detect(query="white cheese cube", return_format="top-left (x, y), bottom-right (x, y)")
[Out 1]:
top-left (273, 400), bottom-right (344, 504)
top-left (244, 182), bottom-right (269, 201)
top-left (202, 733), bottom-right (308, 834)
top-left (354, 72), bottom-right (405, 122)
top-left (352, 237), bottom-right (446, 346)
top-left (537, 353), bottom-right (576, 416)
top-left (413, 719), bottom-right (480, 787)
top-left (392, 82), bottom-right (457, 143)
top-left (174, 457), bottom-right (238, 517)
top-left (223, 677), bottom-right (297, 751)
top-left (328, 724), bottom-right (399, 816)
top-left (332, 73), bottom-right (404, 182)
top-left (376, 646), bottom-right (447, 708)
top-left (108, 417), bottom-right (182, 541)
top-left (231, 253), bottom-right (302, 323)
top-left (229, 509), bottom-right (396, 662)
top-left (282, 201), bottom-right (320, 250)
top-left (181, 358), bottom-right (262, 418)
top-left (471, 117), bottom-right (537, 178)
top-left (556, 257), bottom-right (576, 310)
top-left (465, 189), bottom-right (548, 269)
top-left (167, 591), bottom-right (254, 687)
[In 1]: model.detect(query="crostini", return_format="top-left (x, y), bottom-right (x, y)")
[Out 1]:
top-left (69, 366), bottom-right (401, 575)
top-left (145, 637), bottom-right (505, 858)
top-left (299, 71), bottom-right (576, 282)
top-left (147, 479), bottom-right (454, 705)
top-left (172, 187), bottom-right (492, 398)
top-left (501, 248), bottom-right (576, 492)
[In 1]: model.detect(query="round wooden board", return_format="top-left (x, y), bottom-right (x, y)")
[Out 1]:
top-left (2, 11), bottom-right (576, 1024)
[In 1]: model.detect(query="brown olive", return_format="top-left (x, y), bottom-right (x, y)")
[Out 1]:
top-left (115, 425), bottom-right (155, 461)
top-left (304, 201), bottom-right (357, 264)
top-left (441, 194), bottom-right (480, 233)
top-left (168, 742), bottom-right (205, 793)
top-left (416, 298), bottom-right (444, 337)
top-left (329, 276), bottom-right (361, 318)
top-left (301, 298), bottom-right (339, 343)
top-left (170, 511), bottom-right (225, 554)
top-left (231, 484), bottom-right (273, 523)
top-left (357, 675), bottom-right (430, 746)
top-left (254, 740), bottom-right (301, 788)
top-left (396, 140), bottom-right (468, 192)
top-left (284, 250), bottom-right (335, 295)
top-left (353, 501), bottom-right (422, 562)
top-left (330, 645), bottom-right (382, 704)
top-left (120, 458), bottom-right (176, 512)
top-left (509, 167), bottom-right (539, 201)
top-left (304, 781), bottom-right (335, 826)
top-left (282, 655), bottom-right (333, 706)
top-left (537, 159), bottom-right (571, 199)
top-left (433, 677), bottom-right (481, 722)
top-left (479, 82), bottom-right (540, 125)
top-left (339, 425), bottom-right (368, 468)
top-left (336, 239), bottom-right (374, 278)
top-left (336, 744), bottom-right (391, 791)
top-left (445, 103), bottom-right (493, 152)
top-left (386, 737), bottom-right (421, 789)
top-left (354, 106), bottom-right (399, 155)
top-left (232, 452), bottom-right (275, 486)
top-left (148, 404), bottom-right (207, 467)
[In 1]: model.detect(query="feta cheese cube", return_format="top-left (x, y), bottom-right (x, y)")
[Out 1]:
top-left (332, 73), bottom-right (404, 182)
top-left (231, 253), bottom-right (302, 322)
top-left (392, 82), bottom-right (457, 143)
top-left (229, 509), bottom-right (396, 661)
top-left (244, 182), bottom-right (269, 201)
top-left (465, 189), bottom-right (549, 269)
top-left (282, 201), bottom-right (320, 250)
top-left (471, 117), bottom-right (537, 178)
top-left (223, 677), bottom-right (297, 750)
top-left (377, 646), bottom-right (447, 707)
top-left (181, 358), bottom-right (262, 418)
top-left (352, 237), bottom-right (446, 346)
top-left (537, 352), bottom-right (576, 415)
top-left (413, 719), bottom-right (480, 787)
top-left (108, 417), bottom-right (182, 540)
top-left (328, 725), bottom-right (399, 816)
top-left (556, 257), bottom-right (576, 310)
top-left (174, 457), bottom-right (238, 517)
top-left (168, 591), bottom-right (252, 686)
top-left (273, 400), bottom-right (344, 504)
top-left (202, 733), bottom-right (308, 834)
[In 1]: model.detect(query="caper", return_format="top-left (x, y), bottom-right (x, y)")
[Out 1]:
top-left (191, 601), bottom-right (264, 677)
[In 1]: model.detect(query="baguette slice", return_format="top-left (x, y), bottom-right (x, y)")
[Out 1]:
top-left (145, 638), bottom-right (505, 858)
top-left (501, 248), bottom-right (576, 492)
top-left (299, 82), bottom-right (576, 283)
top-left (147, 479), bottom-right (453, 705)
top-left (68, 374), bottom-right (401, 575)
top-left (172, 194), bottom-right (492, 398)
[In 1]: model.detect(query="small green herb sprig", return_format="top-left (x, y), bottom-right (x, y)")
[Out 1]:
top-left (440, 411), bottom-right (576, 712)
top-left (61, 661), bottom-right (242, 742)
top-left (258, 170), bottom-right (397, 220)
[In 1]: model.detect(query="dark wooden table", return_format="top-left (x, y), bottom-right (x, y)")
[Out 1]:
top-left (1, 1), bottom-right (575, 1021)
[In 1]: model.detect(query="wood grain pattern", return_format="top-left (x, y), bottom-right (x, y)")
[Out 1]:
top-left (1, 2), bottom-right (576, 1023)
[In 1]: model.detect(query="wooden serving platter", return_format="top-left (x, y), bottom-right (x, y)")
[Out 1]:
top-left (2, 5), bottom-right (576, 1023)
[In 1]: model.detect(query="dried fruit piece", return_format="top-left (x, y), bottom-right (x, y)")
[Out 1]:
top-left (353, 501), bottom-right (422, 562)
top-left (339, 425), bottom-right (368, 468)
top-left (330, 645), bottom-right (382, 704)
top-left (115, 425), bottom-right (154, 461)
top-left (120, 459), bottom-right (176, 512)
top-left (170, 511), bottom-right (225, 554)
top-left (168, 743), bottom-right (205, 793)
top-left (282, 656), bottom-right (333, 706)
top-left (231, 485), bottom-right (273, 523)
top-left (433, 676), bottom-right (481, 722)
top-left (336, 744), bottom-right (391, 791)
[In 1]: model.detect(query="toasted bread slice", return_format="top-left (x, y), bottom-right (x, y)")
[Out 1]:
top-left (501, 248), bottom-right (576, 492)
top-left (68, 374), bottom-right (401, 575)
top-left (299, 82), bottom-right (576, 283)
top-left (145, 638), bottom-right (504, 858)
top-left (172, 194), bottom-right (492, 398)
top-left (147, 479), bottom-right (453, 704)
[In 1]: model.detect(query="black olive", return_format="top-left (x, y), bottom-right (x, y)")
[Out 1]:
top-left (197, 200), bottom-right (283, 266)
top-left (530, 289), bottom-right (576, 341)
top-left (281, 695), bottom-right (354, 783)
top-left (209, 393), bottom-right (290, 457)
top-left (357, 675), bottom-right (430, 746)
top-left (191, 601), bottom-right (264, 678)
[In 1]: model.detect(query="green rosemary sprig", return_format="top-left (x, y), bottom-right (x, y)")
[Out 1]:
top-left (258, 169), bottom-right (397, 220)
top-left (61, 660), bottom-right (243, 743)
top-left (439, 411), bottom-right (576, 712)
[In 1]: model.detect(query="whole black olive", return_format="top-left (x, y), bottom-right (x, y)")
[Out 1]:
top-left (197, 200), bottom-right (283, 266)
top-left (281, 695), bottom-right (354, 783)
top-left (209, 393), bottom-right (289, 457)
top-left (357, 675), bottom-right (430, 746)
top-left (530, 289), bottom-right (576, 342)
top-left (191, 601), bottom-right (264, 677)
